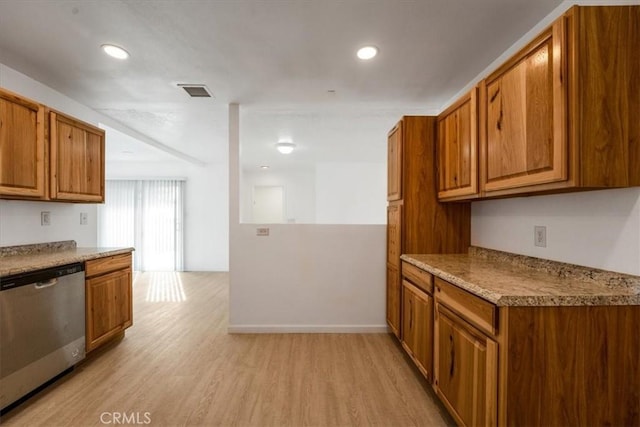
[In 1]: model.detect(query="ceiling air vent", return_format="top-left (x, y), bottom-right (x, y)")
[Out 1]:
top-left (178, 84), bottom-right (213, 98)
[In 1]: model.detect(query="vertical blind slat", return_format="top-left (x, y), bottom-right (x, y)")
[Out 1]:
top-left (98, 180), bottom-right (185, 272)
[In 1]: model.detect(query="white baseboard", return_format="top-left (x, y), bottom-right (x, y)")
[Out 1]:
top-left (227, 324), bottom-right (390, 334)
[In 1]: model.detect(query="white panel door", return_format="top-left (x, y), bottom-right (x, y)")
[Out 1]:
top-left (252, 185), bottom-right (284, 223)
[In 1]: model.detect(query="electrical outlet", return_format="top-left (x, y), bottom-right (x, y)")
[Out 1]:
top-left (41, 211), bottom-right (51, 226)
top-left (534, 225), bottom-right (547, 247)
top-left (256, 227), bottom-right (270, 236)
top-left (80, 212), bottom-right (88, 225)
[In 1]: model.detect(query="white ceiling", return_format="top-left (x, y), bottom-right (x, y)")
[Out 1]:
top-left (0, 0), bottom-right (564, 167)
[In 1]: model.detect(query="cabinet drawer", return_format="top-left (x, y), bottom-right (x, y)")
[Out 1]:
top-left (402, 261), bottom-right (433, 294)
top-left (86, 253), bottom-right (132, 278)
top-left (434, 277), bottom-right (497, 336)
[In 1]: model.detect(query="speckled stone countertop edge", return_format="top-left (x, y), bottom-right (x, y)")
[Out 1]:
top-left (0, 247), bottom-right (135, 277)
top-left (401, 257), bottom-right (504, 305)
top-left (468, 246), bottom-right (640, 287)
top-left (401, 253), bottom-right (640, 307)
top-left (0, 240), bottom-right (77, 257)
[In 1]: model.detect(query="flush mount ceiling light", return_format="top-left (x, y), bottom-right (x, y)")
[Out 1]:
top-left (276, 142), bottom-right (296, 154)
top-left (357, 45), bottom-right (378, 60)
top-left (260, 165), bottom-right (270, 170)
top-left (101, 44), bottom-right (129, 60)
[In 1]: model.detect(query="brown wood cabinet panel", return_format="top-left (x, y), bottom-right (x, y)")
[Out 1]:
top-left (86, 267), bottom-right (132, 352)
top-left (435, 278), bottom-right (497, 336)
top-left (437, 89), bottom-right (479, 200)
top-left (500, 305), bottom-right (640, 426)
top-left (387, 122), bottom-right (402, 201)
top-left (401, 117), bottom-right (471, 255)
top-left (386, 264), bottom-right (401, 338)
top-left (483, 21), bottom-right (566, 193)
top-left (434, 304), bottom-right (497, 427)
top-left (401, 261), bottom-right (433, 294)
top-left (572, 6), bottom-right (640, 187)
top-left (50, 111), bottom-right (105, 202)
top-left (86, 253), bottom-right (132, 278)
top-left (0, 88), bottom-right (46, 199)
top-left (386, 203), bottom-right (401, 268)
top-left (401, 280), bottom-right (433, 382)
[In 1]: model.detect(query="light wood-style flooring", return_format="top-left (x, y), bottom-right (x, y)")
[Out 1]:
top-left (1, 272), bottom-right (453, 426)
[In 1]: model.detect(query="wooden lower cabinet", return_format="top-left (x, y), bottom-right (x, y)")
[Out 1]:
top-left (430, 275), bottom-right (639, 426)
top-left (434, 304), bottom-right (497, 427)
top-left (85, 253), bottom-right (133, 352)
top-left (386, 264), bottom-right (401, 338)
top-left (401, 279), bottom-right (433, 381)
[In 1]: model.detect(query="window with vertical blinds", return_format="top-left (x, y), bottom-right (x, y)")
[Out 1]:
top-left (98, 180), bottom-right (184, 271)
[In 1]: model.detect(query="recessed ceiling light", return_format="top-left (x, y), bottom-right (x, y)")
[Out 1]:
top-left (101, 44), bottom-right (129, 60)
top-left (276, 142), bottom-right (296, 154)
top-left (357, 46), bottom-right (378, 60)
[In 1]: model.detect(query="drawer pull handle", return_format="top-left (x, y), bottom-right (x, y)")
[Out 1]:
top-left (449, 334), bottom-right (455, 378)
top-left (409, 299), bottom-right (413, 330)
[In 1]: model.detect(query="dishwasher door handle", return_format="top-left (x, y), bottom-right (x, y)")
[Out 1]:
top-left (34, 278), bottom-right (58, 289)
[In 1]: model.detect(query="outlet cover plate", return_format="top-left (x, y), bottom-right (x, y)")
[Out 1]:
top-left (41, 211), bottom-right (51, 226)
top-left (534, 225), bottom-right (547, 247)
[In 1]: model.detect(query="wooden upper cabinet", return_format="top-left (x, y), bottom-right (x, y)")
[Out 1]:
top-left (476, 5), bottom-right (640, 198)
top-left (0, 88), bottom-right (46, 199)
top-left (570, 6), bottom-right (640, 188)
top-left (437, 88), bottom-right (479, 200)
top-left (387, 121), bottom-right (402, 201)
top-left (481, 19), bottom-right (567, 193)
top-left (50, 111), bottom-right (105, 202)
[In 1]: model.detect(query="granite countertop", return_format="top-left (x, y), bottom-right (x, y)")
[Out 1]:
top-left (0, 241), bottom-right (134, 277)
top-left (401, 247), bottom-right (640, 307)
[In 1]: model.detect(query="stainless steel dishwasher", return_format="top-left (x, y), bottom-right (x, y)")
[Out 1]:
top-left (0, 262), bottom-right (86, 411)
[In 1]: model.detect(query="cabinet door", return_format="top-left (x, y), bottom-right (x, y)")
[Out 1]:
top-left (401, 279), bottom-right (433, 381)
top-left (434, 304), bottom-right (497, 427)
top-left (50, 112), bottom-right (105, 202)
top-left (387, 121), bottom-right (402, 201)
top-left (0, 89), bottom-right (46, 199)
top-left (386, 264), bottom-right (401, 338)
top-left (482, 20), bottom-right (566, 193)
top-left (86, 268), bottom-right (133, 352)
top-left (387, 204), bottom-right (401, 268)
top-left (437, 89), bottom-right (478, 200)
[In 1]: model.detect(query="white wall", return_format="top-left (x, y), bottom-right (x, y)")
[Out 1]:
top-left (472, 188), bottom-right (640, 275)
top-left (0, 201), bottom-right (97, 247)
top-left (229, 224), bottom-right (386, 332)
top-left (315, 162), bottom-right (386, 224)
top-left (106, 160), bottom-right (228, 271)
top-left (241, 167), bottom-right (316, 224)
top-left (230, 105), bottom-right (387, 332)
top-left (240, 162), bottom-right (387, 225)
top-left (0, 63), bottom-right (107, 247)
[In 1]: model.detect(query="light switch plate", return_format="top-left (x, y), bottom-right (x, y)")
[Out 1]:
top-left (80, 212), bottom-right (88, 225)
top-left (256, 227), bottom-right (270, 236)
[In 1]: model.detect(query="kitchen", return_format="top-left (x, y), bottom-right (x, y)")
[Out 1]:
top-left (1, 1), bottom-right (639, 426)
